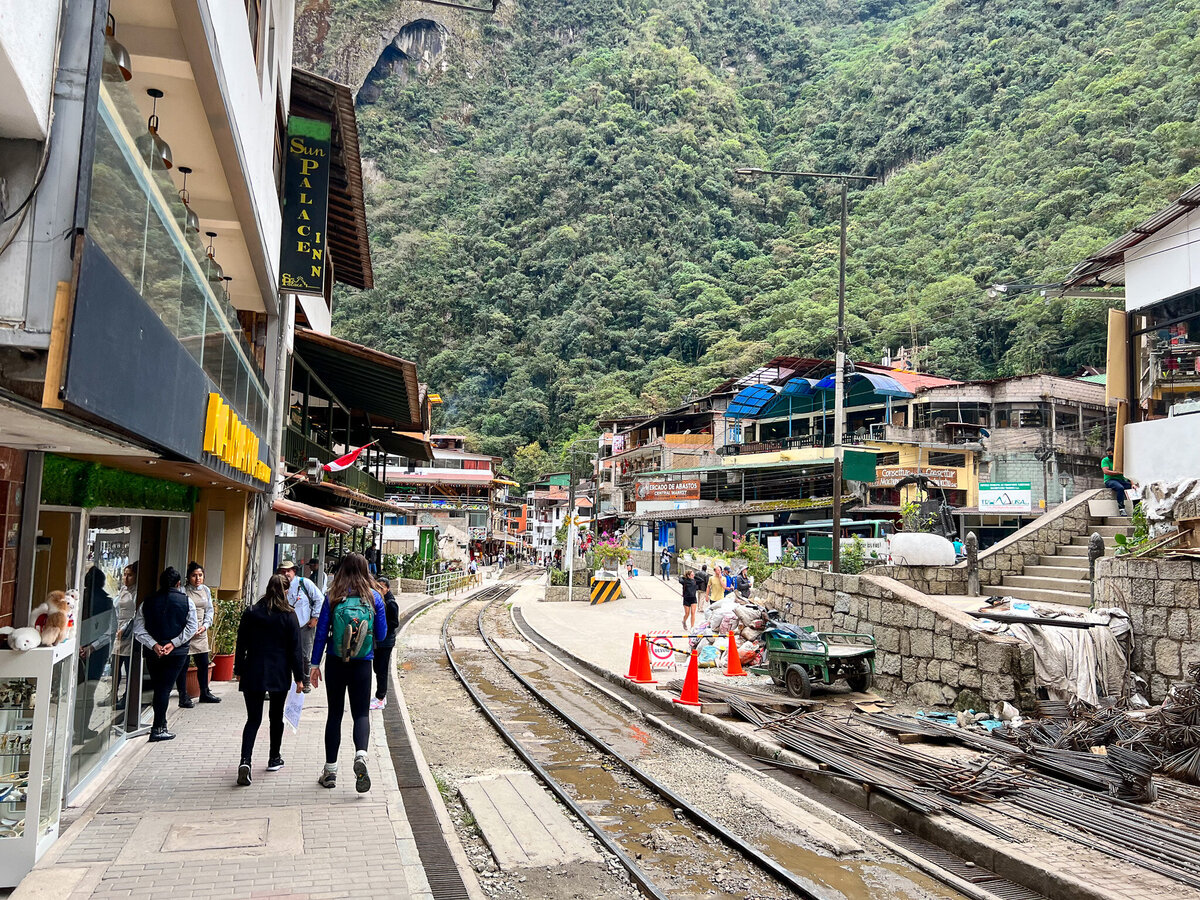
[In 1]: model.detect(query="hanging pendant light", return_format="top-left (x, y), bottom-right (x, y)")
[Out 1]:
top-left (145, 89), bottom-right (173, 170)
top-left (205, 231), bottom-right (224, 283)
top-left (222, 276), bottom-right (234, 304)
top-left (103, 14), bottom-right (133, 82)
top-left (177, 166), bottom-right (200, 234)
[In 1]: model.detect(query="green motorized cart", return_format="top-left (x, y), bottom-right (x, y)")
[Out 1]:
top-left (750, 625), bottom-right (876, 699)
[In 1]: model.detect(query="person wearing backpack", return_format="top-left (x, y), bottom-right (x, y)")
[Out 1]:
top-left (280, 560), bottom-right (323, 693)
top-left (371, 577), bottom-right (400, 710)
top-left (309, 553), bottom-right (387, 792)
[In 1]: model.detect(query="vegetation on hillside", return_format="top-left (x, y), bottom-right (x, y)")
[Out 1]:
top-left (318, 0), bottom-right (1200, 469)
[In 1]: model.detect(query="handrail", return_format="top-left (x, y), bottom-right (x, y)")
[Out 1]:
top-left (424, 570), bottom-right (479, 596)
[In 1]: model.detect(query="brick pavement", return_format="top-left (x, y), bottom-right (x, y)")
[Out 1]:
top-left (15, 625), bottom-right (437, 900)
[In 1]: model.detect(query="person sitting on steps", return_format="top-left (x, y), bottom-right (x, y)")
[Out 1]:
top-left (1101, 446), bottom-right (1136, 516)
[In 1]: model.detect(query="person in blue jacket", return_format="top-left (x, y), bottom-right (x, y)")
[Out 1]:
top-left (308, 552), bottom-right (387, 792)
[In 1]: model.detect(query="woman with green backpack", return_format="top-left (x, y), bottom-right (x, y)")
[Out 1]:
top-left (308, 552), bottom-right (388, 792)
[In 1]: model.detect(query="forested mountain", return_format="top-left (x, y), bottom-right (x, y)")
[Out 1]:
top-left (296, 0), bottom-right (1200, 472)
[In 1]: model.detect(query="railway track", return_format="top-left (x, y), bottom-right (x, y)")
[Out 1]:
top-left (441, 586), bottom-right (960, 900)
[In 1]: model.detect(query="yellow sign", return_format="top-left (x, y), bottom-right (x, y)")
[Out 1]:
top-left (203, 393), bottom-right (271, 483)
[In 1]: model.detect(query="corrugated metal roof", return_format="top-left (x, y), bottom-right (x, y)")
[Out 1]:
top-left (1063, 180), bottom-right (1200, 288)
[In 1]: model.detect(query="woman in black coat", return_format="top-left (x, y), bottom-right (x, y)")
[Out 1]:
top-left (234, 574), bottom-right (304, 786)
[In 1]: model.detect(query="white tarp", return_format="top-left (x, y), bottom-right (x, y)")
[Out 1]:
top-left (1000, 610), bottom-right (1129, 706)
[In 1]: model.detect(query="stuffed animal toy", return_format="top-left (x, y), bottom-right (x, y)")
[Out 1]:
top-left (34, 590), bottom-right (74, 646)
top-left (0, 626), bottom-right (43, 652)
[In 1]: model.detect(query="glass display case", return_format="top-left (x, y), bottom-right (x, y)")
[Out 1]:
top-left (0, 640), bottom-right (73, 888)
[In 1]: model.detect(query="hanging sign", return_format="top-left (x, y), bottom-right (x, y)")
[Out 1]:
top-left (979, 482), bottom-right (1032, 513)
top-left (636, 479), bottom-right (701, 501)
top-left (872, 466), bottom-right (959, 488)
top-left (279, 116), bottom-right (332, 296)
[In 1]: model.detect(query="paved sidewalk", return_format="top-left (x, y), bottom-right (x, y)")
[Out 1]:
top-left (14, 603), bottom-right (436, 900)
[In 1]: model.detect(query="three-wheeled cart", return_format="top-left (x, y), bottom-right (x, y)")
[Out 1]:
top-left (750, 624), bottom-right (876, 699)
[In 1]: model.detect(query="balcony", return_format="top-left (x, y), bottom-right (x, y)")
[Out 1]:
top-left (88, 59), bottom-right (268, 437)
top-left (285, 427), bottom-right (384, 498)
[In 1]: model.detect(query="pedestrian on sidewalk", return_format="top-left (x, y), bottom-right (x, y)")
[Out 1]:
top-left (305, 557), bottom-right (329, 593)
top-left (371, 577), bottom-right (400, 710)
top-left (131, 567), bottom-right (197, 743)
top-left (721, 565), bottom-right (735, 599)
top-left (660, 548), bottom-right (671, 581)
top-left (175, 562), bottom-right (220, 708)
top-left (694, 564), bottom-right (710, 612)
top-left (309, 552), bottom-right (387, 792)
top-left (280, 559), bottom-right (323, 693)
top-left (234, 574), bottom-right (305, 786)
top-left (680, 570), bottom-right (698, 630)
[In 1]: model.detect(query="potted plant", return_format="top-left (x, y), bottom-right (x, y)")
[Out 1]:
top-left (592, 532), bottom-right (630, 572)
top-left (184, 655), bottom-right (216, 699)
top-left (208, 596), bottom-right (243, 681)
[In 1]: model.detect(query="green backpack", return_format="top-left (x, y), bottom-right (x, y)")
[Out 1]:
top-left (330, 595), bottom-right (374, 661)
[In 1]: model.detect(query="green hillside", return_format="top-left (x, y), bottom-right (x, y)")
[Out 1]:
top-left (310, 0), bottom-right (1200, 469)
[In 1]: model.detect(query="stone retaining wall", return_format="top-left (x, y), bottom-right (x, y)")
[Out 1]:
top-left (872, 489), bottom-right (1100, 595)
top-left (756, 567), bottom-right (1036, 709)
top-left (1095, 555), bottom-right (1200, 701)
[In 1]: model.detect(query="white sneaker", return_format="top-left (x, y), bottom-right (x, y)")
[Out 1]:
top-left (370, 697), bottom-right (385, 710)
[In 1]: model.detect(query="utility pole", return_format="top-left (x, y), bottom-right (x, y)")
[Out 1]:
top-left (734, 166), bottom-right (877, 573)
top-left (567, 478), bottom-right (576, 603)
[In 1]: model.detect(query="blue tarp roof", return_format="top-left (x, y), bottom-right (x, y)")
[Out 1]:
top-left (779, 377), bottom-right (820, 396)
top-left (813, 372), bottom-right (913, 399)
top-left (726, 383), bottom-right (780, 419)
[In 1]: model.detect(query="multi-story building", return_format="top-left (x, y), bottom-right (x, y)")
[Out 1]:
top-left (382, 435), bottom-right (517, 561)
top-left (0, 2), bottom-right (423, 878)
top-left (1063, 180), bottom-right (1200, 487)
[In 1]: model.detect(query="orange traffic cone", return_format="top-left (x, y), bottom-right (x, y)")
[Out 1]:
top-left (724, 631), bottom-right (749, 677)
top-left (624, 633), bottom-right (641, 680)
top-left (674, 649), bottom-right (702, 706)
top-left (633, 633), bottom-right (657, 684)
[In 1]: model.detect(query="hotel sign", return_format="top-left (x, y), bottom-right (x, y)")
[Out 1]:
top-left (279, 116), bottom-right (331, 296)
top-left (636, 479), bottom-right (701, 501)
top-left (203, 394), bottom-right (271, 483)
top-left (872, 466), bottom-right (958, 488)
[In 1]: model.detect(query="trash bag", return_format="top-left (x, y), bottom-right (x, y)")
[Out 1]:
top-left (698, 644), bottom-right (721, 666)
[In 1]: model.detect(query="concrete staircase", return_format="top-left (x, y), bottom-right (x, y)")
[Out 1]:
top-left (996, 517), bottom-right (1133, 607)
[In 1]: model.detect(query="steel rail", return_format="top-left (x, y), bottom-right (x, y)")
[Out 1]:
top-left (440, 587), bottom-right (671, 900)
top-left (472, 596), bottom-right (840, 900)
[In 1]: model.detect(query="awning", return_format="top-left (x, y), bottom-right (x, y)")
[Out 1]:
top-left (309, 480), bottom-right (410, 514)
top-left (289, 69), bottom-right (372, 290)
top-left (294, 328), bottom-right (421, 430)
top-left (631, 497), bottom-right (837, 523)
top-left (814, 372), bottom-right (913, 399)
top-left (493, 477), bottom-right (520, 487)
top-left (726, 383), bottom-right (780, 419)
top-left (273, 497), bottom-right (371, 534)
top-left (387, 470), bottom-right (494, 485)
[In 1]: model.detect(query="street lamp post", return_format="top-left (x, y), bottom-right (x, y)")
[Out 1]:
top-left (735, 167), bottom-right (877, 572)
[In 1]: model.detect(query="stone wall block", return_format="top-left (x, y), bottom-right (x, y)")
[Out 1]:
top-left (978, 641), bottom-right (1010, 673)
top-left (934, 635), bottom-right (953, 660)
top-left (874, 627), bottom-right (900, 653)
top-left (1155, 639), bottom-right (1183, 678)
top-left (1168, 609), bottom-right (1189, 641)
top-left (910, 630), bottom-right (934, 658)
top-left (917, 609), bottom-right (936, 631)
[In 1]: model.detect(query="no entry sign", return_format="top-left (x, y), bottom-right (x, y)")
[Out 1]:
top-left (646, 631), bottom-right (677, 670)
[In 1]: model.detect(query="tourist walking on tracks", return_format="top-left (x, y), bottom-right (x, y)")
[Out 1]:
top-left (680, 569), bottom-right (699, 630)
top-left (234, 574), bottom-right (304, 786)
top-left (175, 562), bottom-right (220, 708)
top-left (371, 577), bottom-right (400, 710)
top-left (131, 567), bottom-right (197, 743)
top-left (280, 559), bottom-right (323, 693)
top-left (309, 552), bottom-right (387, 792)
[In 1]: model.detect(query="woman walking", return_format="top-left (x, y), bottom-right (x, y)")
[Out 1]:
top-left (234, 574), bottom-right (304, 786)
top-left (131, 567), bottom-right (197, 743)
top-left (309, 553), bottom-right (387, 792)
top-left (371, 577), bottom-right (400, 710)
top-left (680, 569), bottom-right (698, 630)
top-left (175, 562), bottom-right (220, 708)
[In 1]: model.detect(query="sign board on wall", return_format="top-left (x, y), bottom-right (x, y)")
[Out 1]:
top-left (979, 482), bottom-right (1032, 513)
top-left (767, 535), bottom-right (783, 563)
top-left (636, 479), bottom-right (701, 501)
top-left (872, 466), bottom-right (958, 488)
top-left (279, 116), bottom-right (332, 295)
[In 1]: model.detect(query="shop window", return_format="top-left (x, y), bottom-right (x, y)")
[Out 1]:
top-left (246, 0), bottom-right (262, 64)
top-left (928, 452), bottom-right (966, 467)
top-left (874, 452), bottom-right (900, 466)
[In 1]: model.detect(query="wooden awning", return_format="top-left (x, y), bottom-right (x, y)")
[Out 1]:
top-left (273, 497), bottom-right (372, 534)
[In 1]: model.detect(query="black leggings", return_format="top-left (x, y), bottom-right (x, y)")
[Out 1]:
top-left (372, 645), bottom-right (394, 700)
top-left (146, 653), bottom-right (188, 730)
top-left (323, 656), bottom-right (372, 764)
top-left (176, 652), bottom-right (210, 698)
top-left (241, 690), bottom-right (286, 761)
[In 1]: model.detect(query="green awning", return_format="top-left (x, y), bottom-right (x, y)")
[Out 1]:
top-left (295, 328), bottom-right (421, 430)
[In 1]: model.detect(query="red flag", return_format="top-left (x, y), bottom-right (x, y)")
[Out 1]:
top-left (322, 441), bottom-right (376, 473)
